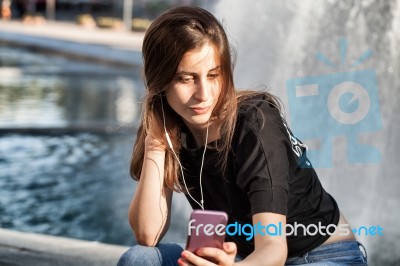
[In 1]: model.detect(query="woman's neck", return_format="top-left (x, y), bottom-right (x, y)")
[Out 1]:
top-left (184, 120), bottom-right (221, 148)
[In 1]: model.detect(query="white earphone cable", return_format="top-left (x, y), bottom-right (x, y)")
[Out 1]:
top-left (160, 98), bottom-right (207, 210)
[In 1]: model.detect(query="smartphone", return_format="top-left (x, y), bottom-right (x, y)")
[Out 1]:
top-left (186, 209), bottom-right (228, 254)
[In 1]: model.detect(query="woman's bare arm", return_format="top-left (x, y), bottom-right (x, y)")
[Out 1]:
top-left (236, 212), bottom-right (288, 266)
top-left (128, 137), bottom-right (173, 246)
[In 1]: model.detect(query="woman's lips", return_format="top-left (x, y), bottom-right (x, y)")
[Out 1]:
top-left (190, 106), bottom-right (210, 115)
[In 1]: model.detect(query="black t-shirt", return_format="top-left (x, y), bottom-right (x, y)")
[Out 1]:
top-left (179, 94), bottom-right (340, 258)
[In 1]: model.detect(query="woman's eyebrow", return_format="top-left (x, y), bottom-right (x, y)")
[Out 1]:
top-left (208, 66), bottom-right (221, 72)
top-left (175, 66), bottom-right (221, 76)
top-left (174, 71), bottom-right (195, 76)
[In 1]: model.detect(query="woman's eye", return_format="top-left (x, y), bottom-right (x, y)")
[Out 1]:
top-left (208, 73), bottom-right (219, 79)
top-left (178, 76), bottom-right (194, 83)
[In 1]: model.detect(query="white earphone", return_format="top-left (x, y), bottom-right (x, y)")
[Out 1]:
top-left (160, 96), bottom-right (208, 210)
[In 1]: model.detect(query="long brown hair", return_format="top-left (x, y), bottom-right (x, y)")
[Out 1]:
top-left (130, 6), bottom-right (280, 192)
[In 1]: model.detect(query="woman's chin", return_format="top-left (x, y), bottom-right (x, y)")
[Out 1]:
top-left (184, 115), bottom-right (212, 128)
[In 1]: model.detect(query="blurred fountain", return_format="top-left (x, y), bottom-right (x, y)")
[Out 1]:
top-left (215, 0), bottom-right (400, 265)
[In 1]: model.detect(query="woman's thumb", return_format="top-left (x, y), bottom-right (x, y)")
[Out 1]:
top-left (223, 242), bottom-right (237, 255)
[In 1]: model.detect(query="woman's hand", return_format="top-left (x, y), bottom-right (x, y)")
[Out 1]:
top-left (178, 242), bottom-right (237, 266)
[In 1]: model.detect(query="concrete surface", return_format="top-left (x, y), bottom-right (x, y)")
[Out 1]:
top-left (0, 228), bottom-right (130, 266)
top-left (0, 20), bottom-right (145, 67)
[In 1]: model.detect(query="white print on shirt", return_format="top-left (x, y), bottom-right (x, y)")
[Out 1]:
top-left (280, 113), bottom-right (311, 166)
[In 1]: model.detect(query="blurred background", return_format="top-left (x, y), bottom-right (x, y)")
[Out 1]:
top-left (0, 0), bottom-right (399, 265)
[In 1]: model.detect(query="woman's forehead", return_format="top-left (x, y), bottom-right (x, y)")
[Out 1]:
top-left (176, 44), bottom-right (221, 73)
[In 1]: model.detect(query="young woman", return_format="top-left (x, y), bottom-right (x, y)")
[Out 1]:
top-left (118, 6), bottom-right (367, 266)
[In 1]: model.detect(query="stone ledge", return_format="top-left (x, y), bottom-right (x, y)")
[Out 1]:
top-left (0, 228), bottom-right (130, 266)
top-left (0, 21), bottom-right (144, 67)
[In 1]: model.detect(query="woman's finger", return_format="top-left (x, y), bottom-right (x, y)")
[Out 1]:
top-left (222, 242), bottom-right (237, 256)
top-left (180, 250), bottom-right (214, 266)
top-left (195, 247), bottom-right (230, 264)
top-left (178, 257), bottom-right (195, 266)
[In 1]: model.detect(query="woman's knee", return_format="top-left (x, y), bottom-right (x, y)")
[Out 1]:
top-left (117, 245), bottom-right (161, 266)
top-left (117, 243), bottom-right (183, 266)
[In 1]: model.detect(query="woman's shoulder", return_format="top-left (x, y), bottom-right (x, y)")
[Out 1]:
top-left (237, 92), bottom-right (283, 128)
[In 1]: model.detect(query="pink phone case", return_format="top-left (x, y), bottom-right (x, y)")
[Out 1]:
top-left (186, 209), bottom-right (228, 253)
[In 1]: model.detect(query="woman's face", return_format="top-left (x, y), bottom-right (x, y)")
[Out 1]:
top-left (165, 43), bottom-right (221, 130)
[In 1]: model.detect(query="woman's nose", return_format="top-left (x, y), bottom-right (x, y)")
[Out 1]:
top-left (193, 78), bottom-right (210, 102)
